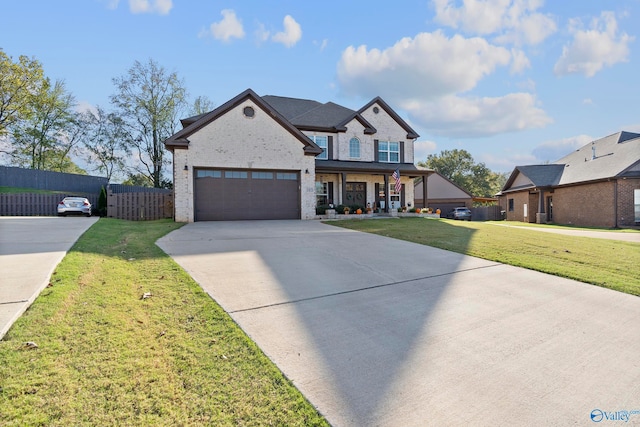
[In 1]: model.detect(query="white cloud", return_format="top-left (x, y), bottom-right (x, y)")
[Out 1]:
top-left (531, 134), bottom-right (592, 162)
top-left (554, 11), bottom-right (634, 77)
top-left (271, 15), bottom-right (302, 48)
top-left (479, 151), bottom-right (538, 172)
top-left (255, 23), bottom-right (270, 45)
top-left (314, 39), bottom-right (329, 52)
top-left (128, 0), bottom-right (172, 15)
top-left (337, 31), bottom-right (511, 101)
top-left (582, 98), bottom-right (594, 105)
top-left (337, 30), bottom-right (550, 138)
top-left (207, 9), bottom-right (245, 42)
top-left (401, 93), bottom-right (552, 137)
top-left (414, 140), bottom-right (438, 163)
top-left (510, 48), bottom-right (530, 74)
top-left (433, 0), bottom-right (557, 46)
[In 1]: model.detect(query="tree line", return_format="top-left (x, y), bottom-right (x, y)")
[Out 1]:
top-left (0, 50), bottom-right (213, 187)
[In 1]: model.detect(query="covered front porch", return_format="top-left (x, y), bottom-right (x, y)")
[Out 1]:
top-left (314, 161), bottom-right (432, 214)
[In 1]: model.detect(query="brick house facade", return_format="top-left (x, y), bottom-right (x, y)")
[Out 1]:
top-left (499, 132), bottom-right (640, 228)
top-left (164, 89), bottom-right (431, 222)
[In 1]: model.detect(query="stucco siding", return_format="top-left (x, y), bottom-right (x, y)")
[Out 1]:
top-left (173, 100), bottom-right (315, 222)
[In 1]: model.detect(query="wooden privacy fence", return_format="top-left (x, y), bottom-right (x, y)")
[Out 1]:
top-left (0, 193), bottom-right (99, 216)
top-left (107, 191), bottom-right (173, 221)
top-left (470, 205), bottom-right (503, 221)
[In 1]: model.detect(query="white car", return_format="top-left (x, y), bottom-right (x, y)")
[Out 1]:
top-left (57, 197), bottom-right (92, 217)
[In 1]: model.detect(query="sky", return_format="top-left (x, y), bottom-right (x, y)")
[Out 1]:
top-left (1, 0), bottom-right (639, 173)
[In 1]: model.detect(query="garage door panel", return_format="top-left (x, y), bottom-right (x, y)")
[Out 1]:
top-left (195, 169), bottom-right (300, 221)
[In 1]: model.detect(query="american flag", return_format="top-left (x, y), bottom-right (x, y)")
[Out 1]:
top-left (392, 168), bottom-right (402, 193)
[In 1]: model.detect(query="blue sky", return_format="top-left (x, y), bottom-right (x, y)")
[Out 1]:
top-left (2, 0), bottom-right (639, 173)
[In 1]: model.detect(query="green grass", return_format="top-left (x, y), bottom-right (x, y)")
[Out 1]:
top-left (330, 218), bottom-right (640, 296)
top-left (494, 220), bottom-right (640, 233)
top-left (0, 219), bottom-right (328, 427)
top-left (0, 186), bottom-right (64, 194)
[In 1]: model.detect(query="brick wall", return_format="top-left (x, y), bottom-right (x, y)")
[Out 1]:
top-left (617, 178), bottom-right (640, 227)
top-left (553, 181), bottom-right (615, 227)
top-left (502, 191), bottom-right (538, 223)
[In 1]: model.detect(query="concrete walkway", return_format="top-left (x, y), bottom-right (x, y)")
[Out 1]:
top-left (157, 220), bottom-right (640, 427)
top-left (487, 222), bottom-right (640, 243)
top-left (0, 216), bottom-right (98, 340)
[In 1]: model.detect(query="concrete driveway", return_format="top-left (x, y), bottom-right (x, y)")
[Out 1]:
top-left (0, 216), bottom-right (98, 340)
top-left (157, 220), bottom-right (640, 427)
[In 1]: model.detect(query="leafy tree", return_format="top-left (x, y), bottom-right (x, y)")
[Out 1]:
top-left (80, 106), bottom-right (131, 181)
top-left (110, 58), bottom-right (187, 188)
top-left (418, 149), bottom-right (506, 197)
top-left (190, 95), bottom-right (215, 116)
top-left (9, 78), bottom-right (82, 171)
top-left (122, 173), bottom-right (153, 187)
top-left (0, 50), bottom-right (44, 136)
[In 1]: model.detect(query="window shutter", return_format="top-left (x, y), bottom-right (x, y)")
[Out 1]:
top-left (401, 184), bottom-right (405, 207)
top-left (328, 136), bottom-right (334, 160)
top-left (374, 140), bottom-right (379, 162)
top-left (375, 183), bottom-right (380, 208)
top-left (400, 141), bottom-right (405, 163)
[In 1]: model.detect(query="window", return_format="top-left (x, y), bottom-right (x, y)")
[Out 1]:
top-left (276, 172), bottom-right (297, 180)
top-left (316, 182), bottom-right (328, 205)
top-left (635, 189), bottom-right (640, 222)
top-left (224, 171), bottom-right (248, 179)
top-left (508, 198), bottom-right (514, 212)
top-left (309, 135), bottom-right (328, 160)
top-left (196, 170), bottom-right (221, 178)
top-left (349, 137), bottom-right (360, 158)
top-left (378, 141), bottom-right (400, 163)
top-left (251, 171), bottom-right (273, 179)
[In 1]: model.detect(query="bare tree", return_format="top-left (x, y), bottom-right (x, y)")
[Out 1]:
top-left (80, 106), bottom-right (131, 181)
top-left (110, 59), bottom-right (187, 187)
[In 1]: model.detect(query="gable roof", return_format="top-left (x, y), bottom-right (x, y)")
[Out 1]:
top-left (554, 131), bottom-right (640, 185)
top-left (262, 95), bottom-right (377, 134)
top-left (501, 131), bottom-right (640, 194)
top-left (358, 97), bottom-right (420, 139)
top-left (164, 89), bottom-right (322, 156)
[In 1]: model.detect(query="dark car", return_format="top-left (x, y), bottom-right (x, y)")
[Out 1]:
top-left (446, 207), bottom-right (472, 221)
top-left (57, 197), bottom-right (92, 217)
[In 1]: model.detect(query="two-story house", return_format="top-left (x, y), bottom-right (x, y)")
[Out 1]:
top-left (164, 88), bottom-right (431, 221)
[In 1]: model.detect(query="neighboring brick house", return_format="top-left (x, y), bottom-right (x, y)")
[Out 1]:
top-left (413, 171), bottom-right (472, 211)
top-left (498, 131), bottom-right (640, 228)
top-left (164, 88), bottom-right (431, 221)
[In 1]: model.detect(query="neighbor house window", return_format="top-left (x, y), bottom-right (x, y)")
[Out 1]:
top-left (349, 137), bottom-right (360, 159)
top-left (635, 189), bottom-right (640, 222)
top-left (309, 135), bottom-right (328, 160)
top-left (508, 198), bottom-right (514, 212)
top-left (378, 141), bottom-right (400, 163)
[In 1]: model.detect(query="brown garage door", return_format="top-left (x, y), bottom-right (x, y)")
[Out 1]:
top-left (194, 169), bottom-right (300, 221)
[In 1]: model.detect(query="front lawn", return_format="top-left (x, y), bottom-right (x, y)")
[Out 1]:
top-left (0, 219), bottom-right (327, 427)
top-left (330, 218), bottom-right (640, 296)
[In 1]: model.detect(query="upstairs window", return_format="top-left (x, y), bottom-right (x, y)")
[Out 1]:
top-left (309, 135), bottom-right (328, 160)
top-left (378, 141), bottom-right (400, 163)
top-left (349, 137), bottom-right (360, 159)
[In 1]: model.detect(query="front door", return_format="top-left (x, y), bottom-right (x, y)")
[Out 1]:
top-left (345, 182), bottom-right (366, 207)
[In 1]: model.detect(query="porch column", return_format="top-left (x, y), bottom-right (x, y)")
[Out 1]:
top-left (341, 172), bottom-right (347, 206)
top-left (536, 189), bottom-right (546, 224)
top-left (384, 174), bottom-right (390, 213)
top-left (422, 175), bottom-right (428, 209)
